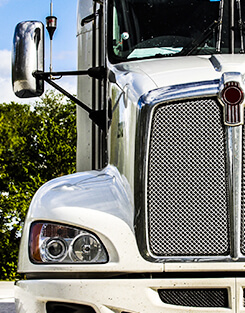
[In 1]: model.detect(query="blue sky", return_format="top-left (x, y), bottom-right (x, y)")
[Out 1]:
top-left (0, 0), bottom-right (77, 103)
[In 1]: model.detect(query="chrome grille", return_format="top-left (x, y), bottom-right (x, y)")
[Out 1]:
top-left (158, 289), bottom-right (229, 308)
top-left (241, 123), bottom-right (245, 254)
top-left (147, 99), bottom-right (229, 257)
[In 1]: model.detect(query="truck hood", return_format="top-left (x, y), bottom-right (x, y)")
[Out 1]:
top-left (111, 54), bottom-right (245, 99)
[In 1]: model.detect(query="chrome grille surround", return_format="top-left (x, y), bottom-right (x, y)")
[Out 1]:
top-left (241, 126), bottom-right (245, 254)
top-left (134, 79), bottom-right (244, 262)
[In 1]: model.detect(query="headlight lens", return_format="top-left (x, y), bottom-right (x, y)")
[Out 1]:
top-left (29, 222), bottom-right (108, 264)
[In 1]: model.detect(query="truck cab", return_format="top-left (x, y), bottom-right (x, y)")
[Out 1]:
top-left (12, 0), bottom-right (245, 312)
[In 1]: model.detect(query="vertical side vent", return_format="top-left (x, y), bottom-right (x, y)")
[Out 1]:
top-left (158, 289), bottom-right (229, 308)
top-left (147, 99), bottom-right (229, 257)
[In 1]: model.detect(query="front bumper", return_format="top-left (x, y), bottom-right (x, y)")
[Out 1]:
top-left (15, 277), bottom-right (245, 313)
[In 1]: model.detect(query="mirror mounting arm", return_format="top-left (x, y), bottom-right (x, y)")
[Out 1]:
top-left (33, 66), bottom-right (107, 131)
top-left (34, 66), bottom-right (106, 80)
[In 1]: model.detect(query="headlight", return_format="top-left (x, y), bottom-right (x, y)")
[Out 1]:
top-left (29, 222), bottom-right (108, 264)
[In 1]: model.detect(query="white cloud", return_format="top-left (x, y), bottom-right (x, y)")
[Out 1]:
top-left (0, 50), bottom-right (11, 77)
top-left (0, 49), bottom-right (77, 104)
top-left (54, 76), bottom-right (77, 95)
top-left (0, 49), bottom-right (24, 104)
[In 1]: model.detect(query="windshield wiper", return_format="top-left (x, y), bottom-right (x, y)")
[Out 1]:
top-left (236, 0), bottom-right (245, 53)
top-left (216, 0), bottom-right (224, 52)
top-left (179, 0), bottom-right (224, 56)
top-left (178, 20), bottom-right (220, 56)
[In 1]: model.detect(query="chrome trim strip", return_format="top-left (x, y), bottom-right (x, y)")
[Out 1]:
top-left (140, 79), bottom-right (220, 107)
top-left (227, 126), bottom-right (242, 260)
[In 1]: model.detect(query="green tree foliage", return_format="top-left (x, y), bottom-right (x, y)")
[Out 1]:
top-left (0, 91), bottom-right (76, 280)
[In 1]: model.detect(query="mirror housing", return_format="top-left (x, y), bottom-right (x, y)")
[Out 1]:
top-left (12, 21), bottom-right (44, 98)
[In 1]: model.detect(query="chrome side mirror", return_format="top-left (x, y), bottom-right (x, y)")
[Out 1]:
top-left (12, 21), bottom-right (44, 98)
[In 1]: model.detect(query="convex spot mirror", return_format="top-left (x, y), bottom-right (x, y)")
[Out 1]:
top-left (12, 21), bottom-right (44, 98)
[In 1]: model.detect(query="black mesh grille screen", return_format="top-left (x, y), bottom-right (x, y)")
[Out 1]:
top-left (147, 99), bottom-right (229, 257)
top-left (158, 289), bottom-right (229, 308)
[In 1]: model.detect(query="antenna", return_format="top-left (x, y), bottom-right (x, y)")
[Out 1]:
top-left (50, 0), bottom-right (53, 15)
top-left (46, 0), bottom-right (57, 73)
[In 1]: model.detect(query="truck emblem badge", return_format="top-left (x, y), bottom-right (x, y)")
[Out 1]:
top-left (221, 81), bottom-right (244, 125)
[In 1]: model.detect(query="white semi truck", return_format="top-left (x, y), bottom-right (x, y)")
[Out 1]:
top-left (11, 0), bottom-right (245, 312)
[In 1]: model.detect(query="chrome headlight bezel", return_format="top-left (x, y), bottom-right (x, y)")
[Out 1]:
top-left (29, 222), bottom-right (109, 264)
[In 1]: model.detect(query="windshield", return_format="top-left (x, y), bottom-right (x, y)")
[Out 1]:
top-left (109, 0), bottom-right (245, 62)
